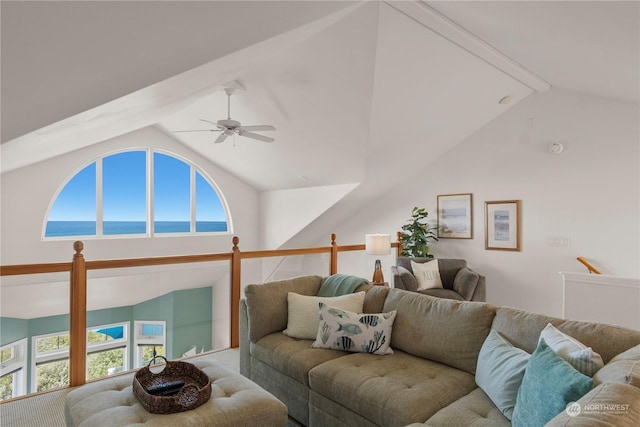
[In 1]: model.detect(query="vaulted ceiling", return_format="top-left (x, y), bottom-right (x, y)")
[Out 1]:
top-left (1, 0), bottom-right (638, 236)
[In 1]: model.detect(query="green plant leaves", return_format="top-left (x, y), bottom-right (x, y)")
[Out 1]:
top-left (399, 206), bottom-right (438, 258)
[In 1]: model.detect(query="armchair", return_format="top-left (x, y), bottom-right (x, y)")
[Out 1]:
top-left (391, 257), bottom-right (486, 302)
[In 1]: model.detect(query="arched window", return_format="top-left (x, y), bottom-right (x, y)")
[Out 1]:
top-left (44, 150), bottom-right (229, 238)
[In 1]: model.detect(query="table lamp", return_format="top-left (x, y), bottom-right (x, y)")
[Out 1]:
top-left (365, 233), bottom-right (391, 285)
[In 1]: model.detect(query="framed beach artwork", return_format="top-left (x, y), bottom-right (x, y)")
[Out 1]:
top-left (485, 200), bottom-right (521, 251)
top-left (437, 193), bottom-right (473, 239)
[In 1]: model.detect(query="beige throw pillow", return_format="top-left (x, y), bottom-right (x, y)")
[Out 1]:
top-left (283, 292), bottom-right (366, 340)
top-left (411, 260), bottom-right (443, 290)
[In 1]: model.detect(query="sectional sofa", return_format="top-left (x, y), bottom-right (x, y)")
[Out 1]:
top-left (239, 275), bottom-right (640, 426)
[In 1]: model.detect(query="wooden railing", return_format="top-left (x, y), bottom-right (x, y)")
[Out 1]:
top-left (0, 233), bottom-right (403, 389)
top-left (576, 256), bottom-right (602, 275)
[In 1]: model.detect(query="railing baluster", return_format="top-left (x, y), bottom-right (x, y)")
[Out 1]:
top-left (230, 236), bottom-right (241, 348)
top-left (69, 241), bottom-right (87, 387)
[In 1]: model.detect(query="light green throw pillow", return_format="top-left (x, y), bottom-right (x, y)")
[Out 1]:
top-left (512, 339), bottom-right (593, 427)
top-left (283, 292), bottom-right (365, 340)
top-left (475, 329), bottom-right (530, 420)
top-left (312, 303), bottom-right (396, 354)
top-left (539, 323), bottom-right (604, 376)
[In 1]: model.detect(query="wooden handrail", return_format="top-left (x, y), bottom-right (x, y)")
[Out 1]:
top-left (577, 257), bottom-right (602, 275)
top-left (0, 231), bottom-right (404, 394)
top-left (0, 262), bottom-right (72, 276)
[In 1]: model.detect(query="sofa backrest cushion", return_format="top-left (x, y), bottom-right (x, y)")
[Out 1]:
top-left (492, 307), bottom-right (640, 364)
top-left (244, 275), bottom-right (322, 343)
top-left (382, 288), bottom-right (496, 374)
top-left (363, 285), bottom-right (389, 314)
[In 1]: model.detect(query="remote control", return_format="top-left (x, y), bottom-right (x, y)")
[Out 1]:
top-left (146, 380), bottom-right (185, 395)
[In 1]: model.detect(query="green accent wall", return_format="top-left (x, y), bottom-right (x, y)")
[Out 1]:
top-left (0, 317), bottom-right (28, 346)
top-left (0, 286), bottom-right (212, 394)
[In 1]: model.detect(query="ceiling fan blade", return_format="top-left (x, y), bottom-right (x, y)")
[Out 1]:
top-left (172, 129), bottom-right (221, 133)
top-left (238, 129), bottom-right (274, 143)
top-left (199, 118), bottom-right (220, 127)
top-left (240, 125), bottom-right (275, 132)
top-left (214, 133), bottom-right (228, 144)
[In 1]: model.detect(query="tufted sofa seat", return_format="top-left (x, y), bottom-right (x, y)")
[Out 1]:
top-left (240, 275), bottom-right (640, 427)
top-left (64, 354), bottom-right (287, 427)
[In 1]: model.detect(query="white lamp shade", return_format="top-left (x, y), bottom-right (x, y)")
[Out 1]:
top-left (365, 234), bottom-right (391, 255)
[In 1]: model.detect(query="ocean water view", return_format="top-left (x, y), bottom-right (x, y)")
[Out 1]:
top-left (45, 221), bottom-right (227, 237)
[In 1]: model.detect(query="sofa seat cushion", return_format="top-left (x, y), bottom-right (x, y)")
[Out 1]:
top-left (308, 350), bottom-right (477, 426)
top-left (417, 288), bottom-right (465, 301)
top-left (414, 387), bottom-right (510, 427)
top-left (250, 332), bottom-right (347, 386)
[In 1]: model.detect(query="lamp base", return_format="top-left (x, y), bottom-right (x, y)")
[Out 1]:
top-left (372, 259), bottom-right (384, 285)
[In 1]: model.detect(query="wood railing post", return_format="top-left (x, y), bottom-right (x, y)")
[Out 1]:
top-left (69, 241), bottom-right (87, 387)
top-left (396, 231), bottom-right (403, 256)
top-left (230, 236), bottom-right (241, 348)
top-left (330, 233), bottom-right (338, 275)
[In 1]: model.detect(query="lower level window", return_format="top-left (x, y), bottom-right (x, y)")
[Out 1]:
top-left (0, 339), bottom-right (27, 400)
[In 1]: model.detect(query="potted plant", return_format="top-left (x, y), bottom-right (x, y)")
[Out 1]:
top-left (400, 207), bottom-right (438, 258)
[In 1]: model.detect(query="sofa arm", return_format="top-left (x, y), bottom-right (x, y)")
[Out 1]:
top-left (453, 267), bottom-right (486, 302)
top-left (545, 382), bottom-right (640, 426)
top-left (244, 275), bottom-right (323, 343)
top-left (239, 298), bottom-right (251, 377)
top-left (391, 265), bottom-right (418, 292)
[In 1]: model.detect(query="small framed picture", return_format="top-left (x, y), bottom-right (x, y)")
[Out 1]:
top-left (485, 200), bottom-right (521, 251)
top-left (437, 193), bottom-right (473, 239)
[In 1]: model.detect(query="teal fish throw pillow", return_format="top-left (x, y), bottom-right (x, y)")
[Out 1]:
top-left (312, 303), bottom-right (397, 355)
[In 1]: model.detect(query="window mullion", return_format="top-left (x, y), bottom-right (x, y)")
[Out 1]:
top-left (96, 159), bottom-right (103, 236)
top-left (148, 149), bottom-right (154, 236)
top-left (191, 167), bottom-right (196, 232)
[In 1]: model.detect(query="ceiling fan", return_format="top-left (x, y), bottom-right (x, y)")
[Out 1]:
top-left (174, 87), bottom-right (275, 144)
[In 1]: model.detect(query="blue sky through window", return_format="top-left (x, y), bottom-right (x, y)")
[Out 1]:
top-left (154, 153), bottom-right (190, 221)
top-left (48, 163), bottom-right (96, 221)
top-left (103, 151), bottom-right (146, 221)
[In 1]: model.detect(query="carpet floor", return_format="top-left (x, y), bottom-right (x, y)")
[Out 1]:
top-left (0, 348), bottom-right (241, 427)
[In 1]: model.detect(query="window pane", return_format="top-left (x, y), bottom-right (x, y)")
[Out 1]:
top-left (141, 324), bottom-right (163, 337)
top-left (88, 326), bottom-right (124, 344)
top-left (103, 151), bottom-right (146, 235)
top-left (154, 153), bottom-right (190, 233)
top-left (45, 163), bottom-right (96, 237)
top-left (0, 347), bottom-right (14, 364)
top-left (36, 359), bottom-right (69, 392)
top-left (196, 172), bottom-right (227, 232)
top-left (139, 345), bottom-right (164, 367)
top-left (87, 348), bottom-right (125, 380)
top-left (36, 334), bottom-right (70, 354)
top-left (0, 372), bottom-right (14, 401)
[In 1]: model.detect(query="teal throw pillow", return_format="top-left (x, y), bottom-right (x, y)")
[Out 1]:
top-left (475, 330), bottom-right (530, 420)
top-left (512, 339), bottom-right (593, 426)
top-left (312, 303), bottom-right (396, 355)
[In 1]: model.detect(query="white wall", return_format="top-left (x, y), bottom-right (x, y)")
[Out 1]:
top-left (324, 88), bottom-right (639, 318)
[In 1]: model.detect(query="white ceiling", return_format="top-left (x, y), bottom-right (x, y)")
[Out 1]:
top-left (2, 1), bottom-right (636, 186)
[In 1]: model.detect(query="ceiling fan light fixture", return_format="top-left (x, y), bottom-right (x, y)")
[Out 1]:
top-left (172, 85), bottom-right (275, 144)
